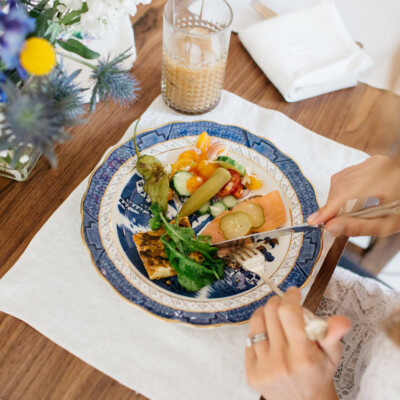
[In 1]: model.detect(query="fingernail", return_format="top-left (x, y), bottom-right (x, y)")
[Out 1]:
top-left (327, 224), bottom-right (344, 237)
top-left (307, 211), bottom-right (319, 224)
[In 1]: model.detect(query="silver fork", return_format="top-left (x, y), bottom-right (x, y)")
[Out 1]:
top-left (225, 246), bottom-right (329, 341)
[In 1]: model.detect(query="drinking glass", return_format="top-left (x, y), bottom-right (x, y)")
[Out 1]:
top-left (161, 0), bottom-right (233, 114)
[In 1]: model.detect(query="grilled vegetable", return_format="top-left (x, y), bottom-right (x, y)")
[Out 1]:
top-left (180, 167), bottom-right (231, 217)
top-left (133, 120), bottom-right (169, 212)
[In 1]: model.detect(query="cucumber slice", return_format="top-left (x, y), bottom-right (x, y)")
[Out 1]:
top-left (172, 171), bottom-right (193, 197)
top-left (197, 201), bottom-right (211, 215)
top-left (217, 156), bottom-right (246, 176)
top-left (222, 195), bottom-right (237, 209)
top-left (210, 201), bottom-right (227, 218)
top-left (219, 212), bottom-right (252, 240)
top-left (234, 203), bottom-right (265, 229)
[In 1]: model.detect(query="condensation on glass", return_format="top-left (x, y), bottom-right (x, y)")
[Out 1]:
top-left (161, 0), bottom-right (233, 114)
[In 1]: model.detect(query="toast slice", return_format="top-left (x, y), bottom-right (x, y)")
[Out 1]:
top-left (133, 217), bottom-right (191, 280)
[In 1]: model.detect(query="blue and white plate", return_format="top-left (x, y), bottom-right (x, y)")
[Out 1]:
top-left (81, 121), bottom-right (322, 327)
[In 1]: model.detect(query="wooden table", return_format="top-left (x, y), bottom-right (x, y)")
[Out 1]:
top-left (0, 1), bottom-right (399, 398)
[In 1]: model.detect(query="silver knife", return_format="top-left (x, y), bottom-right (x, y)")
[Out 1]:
top-left (213, 199), bottom-right (400, 249)
top-left (213, 223), bottom-right (322, 249)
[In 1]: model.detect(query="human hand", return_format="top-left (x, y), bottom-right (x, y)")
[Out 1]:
top-left (307, 155), bottom-right (400, 237)
top-left (245, 288), bottom-right (351, 400)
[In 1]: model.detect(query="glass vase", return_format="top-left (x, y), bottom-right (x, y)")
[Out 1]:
top-left (0, 145), bottom-right (41, 181)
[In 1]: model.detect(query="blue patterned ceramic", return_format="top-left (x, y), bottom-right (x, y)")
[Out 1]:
top-left (82, 121), bottom-right (322, 326)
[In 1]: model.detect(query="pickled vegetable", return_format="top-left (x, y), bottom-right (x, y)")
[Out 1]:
top-left (234, 203), bottom-right (265, 228)
top-left (180, 167), bottom-right (231, 217)
top-left (219, 212), bottom-right (252, 240)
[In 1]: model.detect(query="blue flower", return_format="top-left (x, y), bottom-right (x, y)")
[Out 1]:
top-left (0, 71), bottom-right (6, 102)
top-left (0, 1), bottom-right (36, 70)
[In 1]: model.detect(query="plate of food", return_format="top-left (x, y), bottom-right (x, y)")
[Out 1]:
top-left (81, 120), bottom-right (322, 326)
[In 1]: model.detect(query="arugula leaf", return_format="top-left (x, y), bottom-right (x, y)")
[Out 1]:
top-left (149, 203), bottom-right (164, 230)
top-left (161, 237), bottom-right (216, 292)
top-left (148, 208), bottom-right (226, 292)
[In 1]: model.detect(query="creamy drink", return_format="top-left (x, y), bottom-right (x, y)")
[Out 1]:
top-left (161, 0), bottom-right (233, 114)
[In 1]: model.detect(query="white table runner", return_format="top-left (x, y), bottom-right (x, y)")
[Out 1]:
top-left (229, 0), bottom-right (400, 96)
top-left (0, 91), bottom-right (368, 400)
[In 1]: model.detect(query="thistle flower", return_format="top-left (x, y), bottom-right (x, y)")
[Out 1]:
top-left (89, 50), bottom-right (140, 113)
top-left (0, 78), bottom-right (82, 167)
top-left (44, 61), bottom-right (86, 119)
top-left (0, 1), bottom-right (35, 69)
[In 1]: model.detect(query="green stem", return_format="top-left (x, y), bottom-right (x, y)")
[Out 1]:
top-left (133, 118), bottom-right (142, 158)
top-left (55, 50), bottom-right (96, 69)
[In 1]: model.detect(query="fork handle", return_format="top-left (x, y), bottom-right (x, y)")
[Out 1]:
top-left (256, 269), bottom-right (328, 341)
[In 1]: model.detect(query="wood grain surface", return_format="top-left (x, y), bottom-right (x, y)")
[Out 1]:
top-left (0, 1), bottom-right (399, 398)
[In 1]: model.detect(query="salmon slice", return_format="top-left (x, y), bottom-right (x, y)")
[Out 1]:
top-left (202, 190), bottom-right (287, 243)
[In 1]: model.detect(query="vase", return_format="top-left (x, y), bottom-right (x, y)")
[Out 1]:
top-left (0, 145), bottom-right (41, 181)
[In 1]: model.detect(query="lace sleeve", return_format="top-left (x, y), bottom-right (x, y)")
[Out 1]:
top-left (316, 266), bottom-right (400, 400)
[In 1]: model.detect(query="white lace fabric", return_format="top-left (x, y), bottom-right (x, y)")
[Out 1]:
top-left (316, 267), bottom-right (400, 399)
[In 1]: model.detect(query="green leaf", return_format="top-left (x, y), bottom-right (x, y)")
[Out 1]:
top-left (28, 0), bottom-right (51, 19)
top-left (149, 203), bottom-right (164, 230)
top-left (44, 22), bottom-right (61, 44)
top-left (61, 3), bottom-right (89, 25)
top-left (56, 39), bottom-right (100, 60)
top-left (33, 8), bottom-right (55, 38)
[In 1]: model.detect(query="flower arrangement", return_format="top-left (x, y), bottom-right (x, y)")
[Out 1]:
top-left (0, 0), bottom-right (149, 179)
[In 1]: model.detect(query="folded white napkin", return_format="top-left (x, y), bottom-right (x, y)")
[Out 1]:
top-left (0, 91), bottom-right (368, 400)
top-left (238, 0), bottom-right (373, 102)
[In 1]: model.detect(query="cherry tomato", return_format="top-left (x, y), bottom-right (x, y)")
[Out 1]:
top-left (196, 131), bottom-right (211, 160)
top-left (178, 150), bottom-right (200, 163)
top-left (245, 175), bottom-right (263, 190)
top-left (217, 169), bottom-right (240, 197)
top-left (186, 175), bottom-right (205, 194)
top-left (197, 160), bottom-right (219, 179)
top-left (232, 183), bottom-right (245, 199)
top-left (171, 158), bottom-right (197, 176)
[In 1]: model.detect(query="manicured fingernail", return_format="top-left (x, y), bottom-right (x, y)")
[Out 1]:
top-left (327, 224), bottom-right (344, 237)
top-left (307, 212), bottom-right (319, 224)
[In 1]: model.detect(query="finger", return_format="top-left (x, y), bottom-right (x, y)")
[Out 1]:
top-left (277, 287), bottom-right (309, 346)
top-left (248, 307), bottom-right (269, 358)
top-left (264, 295), bottom-right (286, 350)
top-left (318, 315), bottom-right (352, 366)
top-left (325, 214), bottom-right (400, 237)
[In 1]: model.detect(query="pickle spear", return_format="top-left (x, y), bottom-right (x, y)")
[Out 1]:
top-left (179, 168), bottom-right (231, 217)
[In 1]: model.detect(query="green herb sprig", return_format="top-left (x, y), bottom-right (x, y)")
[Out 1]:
top-left (150, 203), bottom-right (225, 292)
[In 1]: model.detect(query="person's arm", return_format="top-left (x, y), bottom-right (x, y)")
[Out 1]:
top-left (245, 288), bottom-right (351, 400)
top-left (307, 155), bottom-right (400, 237)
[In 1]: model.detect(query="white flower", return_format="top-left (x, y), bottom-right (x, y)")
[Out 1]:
top-left (61, 0), bottom-right (84, 11)
top-left (66, 0), bottom-right (152, 38)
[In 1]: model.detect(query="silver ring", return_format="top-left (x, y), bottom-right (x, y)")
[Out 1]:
top-left (246, 333), bottom-right (268, 347)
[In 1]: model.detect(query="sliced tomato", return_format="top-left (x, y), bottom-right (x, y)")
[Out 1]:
top-left (217, 169), bottom-right (240, 197)
top-left (232, 183), bottom-right (245, 199)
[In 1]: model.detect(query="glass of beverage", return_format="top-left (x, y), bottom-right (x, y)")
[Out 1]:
top-left (161, 0), bottom-right (233, 114)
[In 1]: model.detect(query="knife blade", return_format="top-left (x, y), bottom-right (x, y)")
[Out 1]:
top-left (213, 223), bottom-right (323, 249)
